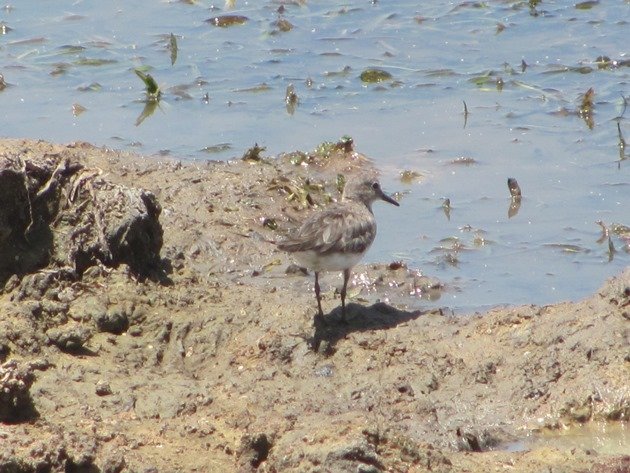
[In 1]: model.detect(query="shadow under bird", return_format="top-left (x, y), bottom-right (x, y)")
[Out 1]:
top-left (278, 177), bottom-right (399, 320)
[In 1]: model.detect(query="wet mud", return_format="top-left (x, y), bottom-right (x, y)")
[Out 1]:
top-left (0, 138), bottom-right (628, 472)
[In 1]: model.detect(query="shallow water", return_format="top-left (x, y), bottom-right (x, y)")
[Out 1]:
top-left (504, 422), bottom-right (629, 456)
top-left (1, 1), bottom-right (628, 312)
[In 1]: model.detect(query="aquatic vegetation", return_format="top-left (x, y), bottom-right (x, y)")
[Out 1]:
top-left (241, 143), bottom-right (267, 162)
top-left (285, 84), bottom-right (298, 115)
top-left (360, 68), bottom-right (393, 83)
top-left (168, 33), bottom-right (178, 66)
top-left (134, 69), bottom-right (161, 126)
top-left (399, 170), bottom-right (423, 184)
top-left (134, 69), bottom-right (161, 100)
top-left (206, 15), bottom-right (248, 27)
top-left (578, 87), bottom-right (595, 129)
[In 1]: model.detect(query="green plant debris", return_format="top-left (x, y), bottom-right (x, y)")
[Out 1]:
top-left (578, 87), bottom-right (595, 129)
top-left (74, 57), bottom-right (117, 67)
top-left (335, 135), bottom-right (354, 152)
top-left (58, 45), bottom-right (87, 54)
top-left (169, 33), bottom-right (178, 66)
top-left (234, 83), bottom-right (272, 93)
top-left (285, 84), bottom-right (298, 114)
top-left (242, 143), bottom-right (266, 162)
top-left (274, 18), bottom-right (293, 32)
top-left (206, 15), bottom-right (248, 27)
top-left (268, 176), bottom-right (322, 208)
top-left (77, 82), bottom-right (102, 92)
top-left (575, 1), bottom-right (599, 10)
top-left (360, 68), bottom-right (392, 83)
top-left (201, 143), bottom-right (232, 154)
top-left (399, 170), bottom-right (423, 184)
top-left (135, 69), bottom-right (161, 100)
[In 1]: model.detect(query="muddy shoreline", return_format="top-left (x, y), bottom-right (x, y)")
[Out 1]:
top-left (0, 138), bottom-right (628, 472)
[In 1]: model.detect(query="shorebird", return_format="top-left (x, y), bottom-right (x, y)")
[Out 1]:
top-left (278, 177), bottom-right (399, 319)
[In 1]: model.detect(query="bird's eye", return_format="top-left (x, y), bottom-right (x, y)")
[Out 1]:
top-left (371, 181), bottom-right (380, 190)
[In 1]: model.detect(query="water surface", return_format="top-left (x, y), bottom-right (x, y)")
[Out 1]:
top-left (1, 1), bottom-right (628, 312)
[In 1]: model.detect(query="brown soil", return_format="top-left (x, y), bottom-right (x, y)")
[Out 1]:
top-left (0, 138), bottom-right (628, 473)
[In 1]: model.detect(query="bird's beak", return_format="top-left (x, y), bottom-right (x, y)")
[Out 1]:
top-left (379, 189), bottom-right (400, 207)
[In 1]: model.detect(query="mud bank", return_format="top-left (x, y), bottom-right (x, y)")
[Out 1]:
top-left (0, 138), bottom-right (627, 473)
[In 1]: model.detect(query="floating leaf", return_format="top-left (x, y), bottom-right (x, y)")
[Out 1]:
top-left (168, 33), bottom-right (178, 66)
top-left (544, 243), bottom-right (588, 254)
top-left (360, 68), bottom-right (392, 83)
top-left (206, 15), bottom-right (248, 27)
top-left (201, 143), bottom-right (232, 154)
top-left (58, 45), bottom-right (87, 54)
top-left (575, 0), bottom-right (599, 10)
top-left (74, 57), bottom-right (117, 67)
top-left (234, 83), bottom-right (271, 93)
top-left (77, 82), bottom-right (102, 92)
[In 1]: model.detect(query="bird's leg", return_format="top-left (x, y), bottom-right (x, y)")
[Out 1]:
top-left (314, 271), bottom-right (323, 317)
top-left (341, 268), bottom-right (351, 322)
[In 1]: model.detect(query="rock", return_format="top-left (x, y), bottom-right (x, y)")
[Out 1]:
top-left (46, 325), bottom-right (92, 352)
top-left (96, 380), bottom-right (113, 396)
top-left (0, 359), bottom-right (37, 423)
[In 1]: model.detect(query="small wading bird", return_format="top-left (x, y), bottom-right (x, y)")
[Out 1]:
top-left (278, 177), bottom-right (399, 320)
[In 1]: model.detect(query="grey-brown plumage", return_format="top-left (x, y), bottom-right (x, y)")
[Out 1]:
top-left (278, 177), bottom-right (399, 319)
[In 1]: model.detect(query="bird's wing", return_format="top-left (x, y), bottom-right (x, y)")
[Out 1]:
top-left (279, 205), bottom-right (376, 254)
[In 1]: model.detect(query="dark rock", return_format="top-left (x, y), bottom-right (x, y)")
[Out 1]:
top-left (96, 380), bottom-right (113, 396)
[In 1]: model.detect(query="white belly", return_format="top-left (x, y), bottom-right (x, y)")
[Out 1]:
top-left (292, 249), bottom-right (367, 272)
